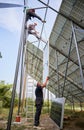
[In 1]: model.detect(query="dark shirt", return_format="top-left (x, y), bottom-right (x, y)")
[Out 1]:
top-left (35, 85), bottom-right (43, 99)
top-left (35, 84), bottom-right (43, 105)
top-left (26, 11), bottom-right (42, 21)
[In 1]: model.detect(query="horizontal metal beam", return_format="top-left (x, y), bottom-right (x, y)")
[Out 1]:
top-left (38, 0), bottom-right (84, 29)
top-left (26, 47), bottom-right (84, 92)
top-left (49, 85), bottom-right (79, 103)
top-left (50, 44), bottom-right (84, 69)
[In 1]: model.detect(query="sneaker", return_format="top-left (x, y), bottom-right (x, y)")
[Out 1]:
top-left (33, 126), bottom-right (42, 130)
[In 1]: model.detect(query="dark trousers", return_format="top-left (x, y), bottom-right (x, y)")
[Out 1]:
top-left (34, 102), bottom-right (43, 126)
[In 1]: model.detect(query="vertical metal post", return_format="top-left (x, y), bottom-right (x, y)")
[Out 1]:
top-left (17, 32), bottom-right (25, 115)
top-left (55, 50), bottom-right (60, 97)
top-left (21, 68), bottom-right (27, 112)
top-left (17, 0), bottom-right (28, 116)
top-left (80, 101), bottom-right (82, 111)
top-left (21, 0), bottom-right (32, 112)
top-left (62, 32), bottom-right (73, 97)
top-left (71, 22), bottom-right (84, 90)
top-left (7, 14), bottom-right (26, 130)
top-left (17, 48), bottom-right (24, 115)
top-left (72, 97), bottom-right (75, 111)
top-left (0, 52), bottom-right (2, 58)
top-left (7, 1), bottom-right (27, 130)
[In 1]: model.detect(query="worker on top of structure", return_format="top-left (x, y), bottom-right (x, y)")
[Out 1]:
top-left (26, 22), bottom-right (42, 40)
top-left (27, 22), bottom-right (39, 35)
top-left (33, 77), bottom-right (49, 129)
top-left (26, 9), bottom-right (46, 23)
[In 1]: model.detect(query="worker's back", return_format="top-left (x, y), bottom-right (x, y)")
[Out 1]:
top-left (35, 85), bottom-right (43, 105)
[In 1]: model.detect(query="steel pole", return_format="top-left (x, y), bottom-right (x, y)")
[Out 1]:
top-left (17, 0), bottom-right (28, 116)
top-left (71, 22), bottom-right (84, 90)
top-left (7, 1), bottom-right (27, 130)
top-left (38, 0), bottom-right (84, 29)
top-left (7, 14), bottom-right (26, 130)
top-left (62, 32), bottom-right (73, 96)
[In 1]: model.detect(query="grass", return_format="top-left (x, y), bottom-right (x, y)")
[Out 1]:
top-left (11, 125), bottom-right (27, 130)
top-left (0, 108), bottom-right (9, 120)
top-left (0, 102), bottom-right (84, 130)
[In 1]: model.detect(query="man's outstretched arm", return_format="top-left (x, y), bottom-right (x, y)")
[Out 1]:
top-left (41, 77), bottom-right (49, 88)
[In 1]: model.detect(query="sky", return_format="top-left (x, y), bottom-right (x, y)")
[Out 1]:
top-left (0, 0), bottom-right (62, 84)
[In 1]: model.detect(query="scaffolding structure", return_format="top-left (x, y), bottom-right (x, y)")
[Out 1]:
top-left (5, 0), bottom-right (84, 130)
top-left (26, 0), bottom-right (84, 110)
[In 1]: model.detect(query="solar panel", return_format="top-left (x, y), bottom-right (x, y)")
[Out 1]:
top-left (50, 98), bottom-right (65, 129)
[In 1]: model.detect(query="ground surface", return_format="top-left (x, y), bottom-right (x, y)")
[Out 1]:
top-left (0, 112), bottom-right (84, 130)
top-left (63, 111), bottom-right (84, 130)
top-left (0, 114), bottom-right (59, 130)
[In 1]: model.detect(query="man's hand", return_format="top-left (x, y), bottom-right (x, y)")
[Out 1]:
top-left (42, 20), bottom-right (46, 23)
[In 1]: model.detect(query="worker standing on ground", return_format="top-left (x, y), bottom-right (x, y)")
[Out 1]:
top-left (26, 9), bottom-right (46, 23)
top-left (34, 77), bottom-right (49, 129)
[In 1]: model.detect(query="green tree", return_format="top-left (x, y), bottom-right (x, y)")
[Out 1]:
top-left (0, 82), bottom-right (12, 107)
top-left (0, 81), bottom-right (18, 108)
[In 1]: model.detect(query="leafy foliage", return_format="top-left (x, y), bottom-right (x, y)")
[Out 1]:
top-left (0, 81), bottom-right (18, 108)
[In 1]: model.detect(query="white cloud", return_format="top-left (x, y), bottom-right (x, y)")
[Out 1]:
top-left (0, 8), bottom-right (23, 33)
